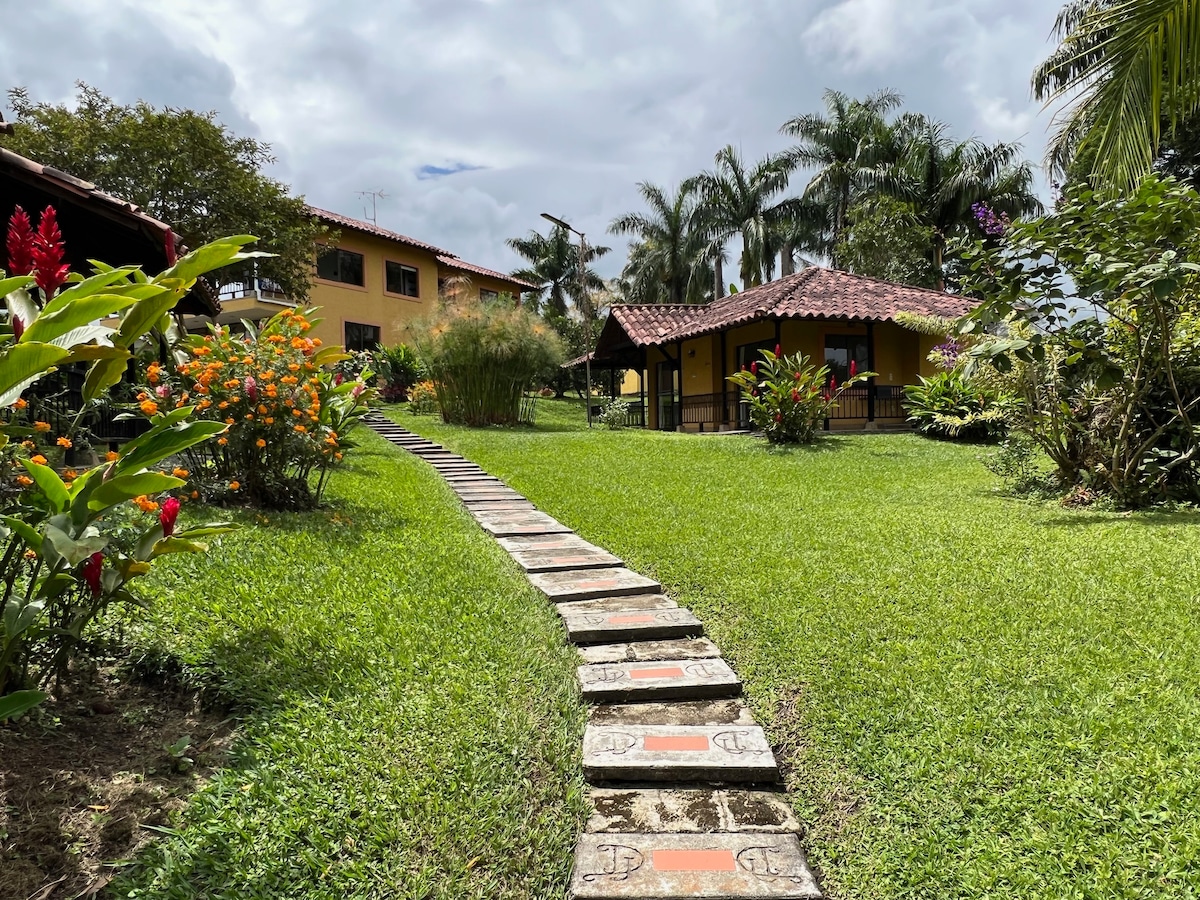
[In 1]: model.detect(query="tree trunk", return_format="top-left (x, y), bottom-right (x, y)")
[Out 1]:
top-left (713, 255), bottom-right (724, 301)
top-left (780, 240), bottom-right (794, 277)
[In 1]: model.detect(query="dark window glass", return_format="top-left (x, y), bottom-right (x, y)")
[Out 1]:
top-left (316, 248), bottom-right (364, 286)
top-left (824, 334), bottom-right (869, 383)
top-left (480, 289), bottom-right (499, 303)
top-left (345, 321), bottom-right (381, 352)
top-left (385, 261), bottom-right (420, 297)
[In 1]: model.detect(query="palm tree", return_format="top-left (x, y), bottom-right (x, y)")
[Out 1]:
top-left (883, 118), bottom-right (1042, 287)
top-left (688, 145), bottom-right (793, 291)
top-left (506, 226), bottom-right (609, 317)
top-left (609, 182), bottom-right (709, 304)
top-left (781, 88), bottom-right (904, 267)
top-left (1035, 0), bottom-right (1200, 191)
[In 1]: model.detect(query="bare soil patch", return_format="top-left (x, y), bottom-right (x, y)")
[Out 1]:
top-left (0, 666), bottom-right (234, 900)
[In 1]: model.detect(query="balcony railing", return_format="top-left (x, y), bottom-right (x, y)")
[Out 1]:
top-left (662, 384), bottom-right (908, 430)
top-left (217, 277), bottom-right (286, 301)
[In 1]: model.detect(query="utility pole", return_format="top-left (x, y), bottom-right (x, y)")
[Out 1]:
top-left (541, 213), bottom-right (594, 428)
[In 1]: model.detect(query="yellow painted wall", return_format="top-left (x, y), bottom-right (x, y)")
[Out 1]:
top-left (681, 336), bottom-right (716, 397)
top-left (918, 333), bottom-right (940, 378)
top-left (871, 322), bottom-right (920, 387)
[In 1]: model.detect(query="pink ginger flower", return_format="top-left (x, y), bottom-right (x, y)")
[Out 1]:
top-left (159, 497), bottom-right (181, 537)
top-left (244, 375), bottom-right (258, 402)
top-left (6, 206), bottom-right (35, 276)
top-left (81, 551), bottom-right (104, 597)
top-left (31, 206), bottom-right (70, 299)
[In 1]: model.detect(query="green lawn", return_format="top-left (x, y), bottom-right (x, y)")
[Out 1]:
top-left (393, 399), bottom-right (1200, 900)
top-left (110, 430), bottom-right (586, 899)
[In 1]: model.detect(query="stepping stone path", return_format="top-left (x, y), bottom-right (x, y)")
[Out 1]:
top-left (365, 414), bottom-right (822, 899)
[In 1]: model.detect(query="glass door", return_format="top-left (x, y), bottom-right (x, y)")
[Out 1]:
top-left (656, 360), bottom-right (677, 430)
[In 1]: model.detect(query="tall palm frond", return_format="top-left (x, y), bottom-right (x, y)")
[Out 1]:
top-left (507, 226), bottom-right (609, 318)
top-left (609, 181), bottom-right (707, 304)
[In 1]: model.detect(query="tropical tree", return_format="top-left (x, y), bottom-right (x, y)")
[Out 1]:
top-left (2, 84), bottom-right (324, 299)
top-left (506, 225), bottom-right (609, 318)
top-left (883, 118), bottom-right (1042, 286)
top-left (1034, 0), bottom-right (1200, 192)
top-left (781, 88), bottom-right (904, 267)
top-left (688, 145), bottom-right (793, 291)
top-left (610, 182), bottom-right (711, 304)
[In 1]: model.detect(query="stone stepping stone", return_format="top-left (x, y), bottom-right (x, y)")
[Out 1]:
top-left (496, 533), bottom-right (601, 553)
top-left (570, 832), bottom-right (819, 898)
top-left (464, 501), bottom-right (536, 512)
top-left (560, 595), bottom-right (677, 613)
top-left (587, 788), bottom-right (800, 835)
top-left (475, 511), bottom-right (574, 537)
top-left (528, 568), bottom-right (661, 603)
top-left (579, 638), bottom-right (723, 666)
top-left (577, 659), bottom-right (741, 703)
top-left (453, 486), bottom-right (524, 497)
top-left (442, 474), bottom-right (502, 481)
top-left (588, 698), bottom-right (755, 729)
top-left (508, 546), bottom-right (624, 573)
top-left (561, 607), bottom-right (703, 645)
top-left (582, 724), bottom-right (778, 783)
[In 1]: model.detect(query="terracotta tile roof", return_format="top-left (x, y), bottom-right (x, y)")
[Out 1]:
top-left (436, 255), bottom-right (536, 291)
top-left (307, 205), bottom-right (451, 256)
top-left (603, 268), bottom-right (975, 350)
top-left (610, 304), bottom-right (706, 346)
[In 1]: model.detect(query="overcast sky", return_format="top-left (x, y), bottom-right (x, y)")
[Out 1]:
top-left (2, 0), bottom-right (1063, 279)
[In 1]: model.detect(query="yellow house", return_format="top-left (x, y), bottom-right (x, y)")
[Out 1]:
top-left (205, 206), bottom-right (534, 350)
top-left (585, 267), bottom-right (975, 431)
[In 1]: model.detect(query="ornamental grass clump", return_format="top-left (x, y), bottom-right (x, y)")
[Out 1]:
top-left (151, 308), bottom-right (373, 510)
top-left (727, 345), bottom-right (873, 444)
top-left (415, 297), bottom-right (563, 426)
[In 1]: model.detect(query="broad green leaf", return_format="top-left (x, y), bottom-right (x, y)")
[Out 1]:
top-left (43, 523), bottom-right (107, 566)
top-left (0, 690), bottom-right (48, 721)
top-left (82, 354), bottom-right (132, 403)
top-left (174, 523), bottom-right (239, 539)
top-left (5, 286), bottom-right (39, 332)
top-left (19, 460), bottom-right (69, 512)
top-left (22, 293), bottom-right (140, 344)
top-left (116, 419), bottom-right (226, 473)
top-left (0, 515), bottom-right (43, 551)
top-left (49, 324), bottom-right (116, 350)
top-left (4, 596), bottom-right (45, 638)
top-left (117, 289), bottom-right (187, 345)
top-left (0, 275), bottom-right (35, 297)
top-left (37, 266), bottom-right (140, 316)
top-left (151, 536), bottom-right (209, 556)
top-left (156, 237), bottom-right (265, 285)
top-left (88, 473), bottom-right (184, 511)
top-left (0, 342), bottom-right (72, 405)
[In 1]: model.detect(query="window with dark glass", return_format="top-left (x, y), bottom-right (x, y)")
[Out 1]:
top-left (345, 321), bottom-right (381, 352)
top-left (479, 289), bottom-right (499, 303)
top-left (824, 334), bottom-right (869, 383)
top-left (385, 261), bottom-right (420, 297)
top-left (316, 248), bottom-right (364, 286)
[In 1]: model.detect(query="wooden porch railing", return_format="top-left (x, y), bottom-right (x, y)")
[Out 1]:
top-left (668, 385), bottom-right (907, 430)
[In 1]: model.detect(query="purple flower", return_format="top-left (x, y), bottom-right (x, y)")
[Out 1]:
top-left (971, 202), bottom-right (1010, 237)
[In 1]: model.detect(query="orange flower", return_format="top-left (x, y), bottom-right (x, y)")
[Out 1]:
top-left (218, 401), bottom-right (229, 410)
top-left (293, 424), bottom-right (307, 433)
top-left (105, 450), bottom-right (119, 462)
top-left (287, 363), bottom-right (300, 372)
top-left (131, 494), bottom-right (159, 513)
top-left (13, 398), bottom-right (27, 410)
top-left (217, 436), bottom-right (228, 445)
top-left (256, 438), bottom-right (266, 448)
top-left (146, 363), bottom-right (161, 384)
top-left (229, 481), bottom-right (240, 491)
top-left (56, 436), bottom-right (72, 449)
top-left (172, 467), bottom-right (189, 478)
top-left (140, 399), bottom-right (159, 416)
top-left (30, 455), bottom-right (46, 466)
top-left (244, 413), bottom-right (254, 420)
top-left (16, 475), bottom-right (33, 486)
top-left (191, 490), bottom-right (200, 499)
top-left (224, 417), bottom-right (235, 425)
top-left (33, 421), bottom-right (51, 432)
top-left (334, 452), bottom-right (343, 461)
top-left (64, 469), bottom-right (78, 480)
top-left (264, 417), bottom-right (275, 425)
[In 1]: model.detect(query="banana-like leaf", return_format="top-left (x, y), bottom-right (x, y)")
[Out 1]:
top-left (116, 418), bottom-right (226, 473)
top-left (88, 473), bottom-right (184, 511)
top-left (0, 342), bottom-right (72, 405)
top-left (0, 515), bottom-right (43, 551)
top-left (0, 275), bottom-right (35, 298)
top-left (23, 293), bottom-right (141, 344)
top-left (19, 460), bottom-right (69, 513)
top-left (38, 267), bottom-right (140, 316)
top-left (117, 289), bottom-right (187, 345)
top-left (174, 523), bottom-right (239, 539)
top-left (151, 536), bottom-right (209, 557)
top-left (43, 523), bottom-right (107, 566)
top-left (4, 596), bottom-right (46, 639)
top-left (311, 347), bottom-right (351, 368)
top-left (50, 324), bottom-right (116, 350)
top-left (0, 690), bottom-right (48, 722)
top-left (82, 354), bottom-right (132, 403)
top-left (155, 237), bottom-right (265, 285)
top-left (5, 286), bottom-right (39, 332)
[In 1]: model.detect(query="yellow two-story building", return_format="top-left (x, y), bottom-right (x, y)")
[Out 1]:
top-left (204, 206), bottom-right (534, 350)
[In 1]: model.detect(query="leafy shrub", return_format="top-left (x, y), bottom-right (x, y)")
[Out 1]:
top-left (727, 346), bottom-right (872, 444)
top-left (373, 343), bottom-right (424, 402)
top-left (333, 350), bottom-right (377, 387)
top-left (414, 298), bottom-right (563, 426)
top-left (982, 434), bottom-right (1048, 494)
top-left (0, 206), bottom-right (245, 714)
top-left (904, 371), bottom-right (1012, 441)
top-left (597, 396), bottom-right (632, 429)
top-left (407, 380), bottom-right (438, 415)
top-left (154, 308), bottom-right (372, 510)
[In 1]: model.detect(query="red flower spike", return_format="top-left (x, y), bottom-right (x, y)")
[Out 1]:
top-left (244, 375), bottom-right (258, 402)
top-left (160, 496), bottom-right (181, 537)
top-left (31, 206), bottom-right (69, 299)
top-left (791, 389), bottom-right (800, 402)
top-left (82, 551), bottom-right (104, 597)
top-left (775, 344), bottom-right (781, 358)
top-left (774, 413), bottom-right (783, 423)
top-left (750, 361), bottom-right (758, 376)
top-left (830, 376), bottom-right (838, 393)
top-left (12, 316), bottom-right (23, 340)
top-left (6, 206), bottom-right (35, 276)
top-left (849, 360), bottom-right (858, 378)
top-left (163, 228), bottom-right (178, 266)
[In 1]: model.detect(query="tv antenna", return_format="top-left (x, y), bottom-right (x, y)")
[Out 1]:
top-left (355, 189), bottom-right (388, 224)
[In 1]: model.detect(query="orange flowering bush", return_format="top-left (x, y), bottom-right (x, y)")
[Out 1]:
top-left (149, 308), bottom-right (374, 509)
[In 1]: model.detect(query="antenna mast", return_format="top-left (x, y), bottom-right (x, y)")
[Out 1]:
top-left (355, 189), bottom-right (388, 224)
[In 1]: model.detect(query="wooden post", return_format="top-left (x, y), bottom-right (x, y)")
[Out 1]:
top-left (866, 319), bottom-right (876, 422)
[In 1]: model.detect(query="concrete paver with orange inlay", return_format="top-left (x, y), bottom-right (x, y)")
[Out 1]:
top-left (577, 659), bottom-right (740, 703)
top-left (582, 724), bottom-right (778, 783)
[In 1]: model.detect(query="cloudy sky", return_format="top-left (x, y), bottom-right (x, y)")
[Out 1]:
top-left (3, 0), bottom-right (1063, 279)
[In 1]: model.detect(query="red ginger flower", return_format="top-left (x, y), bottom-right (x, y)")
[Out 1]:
top-left (160, 496), bottom-right (181, 537)
top-left (849, 360), bottom-right (857, 378)
top-left (163, 228), bottom-right (178, 266)
top-left (774, 413), bottom-right (783, 423)
top-left (791, 389), bottom-right (801, 402)
top-left (6, 206), bottom-right (35, 276)
top-left (750, 361), bottom-right (758, 376)
top-left (244, 375), bottom-right (258, 402)
top-left (31, 206), bottom-right (69, 299)
top-left (81, 551), bottom-right (104, 597)
top-left (830, 375), bottom-right (838, 392)
top-left (775, 344), bottom-right (781, 357)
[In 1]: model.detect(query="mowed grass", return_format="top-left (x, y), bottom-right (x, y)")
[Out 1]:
top-left (110, 429), bottom-right (586, 900)
top-left (393, 399), bottom-right (1200, 900)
